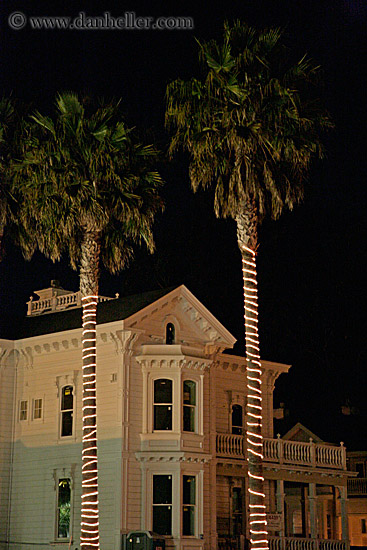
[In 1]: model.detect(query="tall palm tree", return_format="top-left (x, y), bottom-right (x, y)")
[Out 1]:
top-left (13, 93), bottom-right (164, 550)
top-left (166, 21), bottom-right (332, 548)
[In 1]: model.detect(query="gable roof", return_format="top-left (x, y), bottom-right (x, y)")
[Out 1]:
top-left (282, 422), bottom-right (323, 443)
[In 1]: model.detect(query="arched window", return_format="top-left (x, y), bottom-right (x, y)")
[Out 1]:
top-left (166, 323), bottom-right (175, 345)
top-left (183, 380), bottom-right (196, 432)
top-left (154, 379), bottom-right (172, 430)
top-left (61, 386), bottom-right (73, 437)
top-left (231, 404), bottom-right (243, 435)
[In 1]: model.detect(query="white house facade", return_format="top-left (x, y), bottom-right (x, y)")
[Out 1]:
top-left (0, 284), bottom-right (352, 550)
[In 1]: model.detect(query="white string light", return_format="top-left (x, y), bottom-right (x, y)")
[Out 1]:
top-left (81, 295), bottom-right (100, 550)
top-left (241, 244), bottom-right (269, 550)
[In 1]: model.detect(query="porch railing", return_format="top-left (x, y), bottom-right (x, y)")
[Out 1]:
top-left (216, 434), bottom-right (346, 470)
top-left (268, 537), bottom-right (349, 550)
top-left (347, 477), bottom-right (367, 495)
top-left (27, 291), bottom-right (114, 316)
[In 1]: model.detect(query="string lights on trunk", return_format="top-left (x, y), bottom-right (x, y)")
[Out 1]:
top-left (81, 295), bottom-right (100, 550)
top-left (241, 244), bottom-right (269, 550)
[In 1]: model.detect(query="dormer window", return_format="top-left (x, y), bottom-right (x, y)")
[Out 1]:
top-left (166, 323), bottom-right (175, 345)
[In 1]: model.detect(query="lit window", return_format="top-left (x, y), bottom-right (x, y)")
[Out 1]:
top-left (232, 404), bottom-right (243, 435)
top-left (57, 478), bottom-right (71, 538)
top-left (362, 519), bottom-right (366, 534)
top-left (34, 398), bottom-right (43, 420)
top-left (166, 323), bottom-right (175, 345)
top-left (153, 475), bottom-right (172, 535)
top-left (182, 475), bottom-right (196, 536)
top-left (183, 380), bottom-right (196, 432)
top-left (20, 400), bottom-right (28, 421)
top-left (61, 386), bottom-right (73, 437)
top-left (154, 379), bottom-right (172, 431)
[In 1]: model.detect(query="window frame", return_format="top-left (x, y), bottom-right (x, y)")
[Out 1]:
top-left (182, 379), bottom-right (197, 433)
top-left (231, 403), bottom-right (244, 435)
top-left (60, 385), bottom-right (74, 438)
top-left (33, 398), bottom-right (43, 420)
top-left (152, 474), bottom-right (173, 536)
top-left (182, 474), bottom-right (197, 537)
top-left (19, 400), bottom-right (28, 421)
top-left (55, 477), bottom-right (72, 540)
top-left (153, 378), bottom-right (174, 432)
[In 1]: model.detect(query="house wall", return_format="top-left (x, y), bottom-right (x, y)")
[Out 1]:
top-left (7, 325), bottom-right (133, 550)
top-left (0, 342), bottom-right (16, 550)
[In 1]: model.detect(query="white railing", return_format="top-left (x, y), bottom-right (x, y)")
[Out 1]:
top-left (347, 477), bottom-right (367, 495)
top-left (27, 291), bottom-right (114, 316)
top-left (216, 434), bottom-right (346, 470)
top-left (268, 537), bottom-right (348, 550)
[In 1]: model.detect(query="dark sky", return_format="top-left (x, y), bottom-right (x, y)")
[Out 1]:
top-left (0, 0), bottom-right (366, 448)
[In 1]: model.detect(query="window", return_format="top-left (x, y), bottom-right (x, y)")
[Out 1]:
top-left (154, 379), bottom-right (172, 431)
top-left (356, 463), bottom-right (365, 478)
top-left (183, 380), bottom-right (196, 432)
top-left (232, 487), bottom-right (243, 535)
top-left (61, 386), bottom-right (73, 437)
top-left (153, 475), bottom-right (172, 535)
top-left (20, 400), bottom-right (28, 421)
top-left (34, 398), bottom-right (43, 419)
top-left (166, 323), bottom-right (175, 345)
top-left (232, 404), bottom-right (243, 435)
top-left (57, 478), bottom-right (71, 538)
top-left (362, 519), bottom-right (367, 534)
top-left (182, 475), bottom-right (196, 536)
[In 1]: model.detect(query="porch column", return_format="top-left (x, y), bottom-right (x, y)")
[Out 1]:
top-left (276, 479), bottom-right (285, 537)
top-left (309, 483), bottom-right (317, 540)
top-left (339, 486), bottom-right (349, 541)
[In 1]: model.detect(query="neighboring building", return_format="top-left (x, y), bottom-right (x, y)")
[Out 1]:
top-left (0, 284), bottom-right (352, 550)
top-left (346, 452), bottom-right (367, 547)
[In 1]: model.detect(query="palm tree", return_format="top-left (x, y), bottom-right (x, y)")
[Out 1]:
top-left (166, 21), bottom-right (332, 548)
top-left (13, 92), bottom-right (164, 550)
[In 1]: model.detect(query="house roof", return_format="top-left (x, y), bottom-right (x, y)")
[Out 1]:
top-left (0, 285), bottom-right (237, 350)
top-left (0, 286), bottom-right (177, 340)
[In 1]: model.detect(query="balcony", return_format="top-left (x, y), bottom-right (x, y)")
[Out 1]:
top-left (268, 537), bottom-right (349, 550)
top-left (216, 434), bottom-right (346, 470)
top-left (347, 477), bottom-right (367, 495)
top-left (217, 536), bottom-right (348, 550)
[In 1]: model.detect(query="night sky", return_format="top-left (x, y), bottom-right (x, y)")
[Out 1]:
top-left (0, 0), bottom-right (366, 449)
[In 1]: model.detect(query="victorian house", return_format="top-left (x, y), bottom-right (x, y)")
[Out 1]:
top-left (0, 284), bottom-right (351, 550)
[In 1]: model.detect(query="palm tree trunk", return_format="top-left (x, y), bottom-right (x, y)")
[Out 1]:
top-left (80, 229), bottom-right (101, 550)
top-left (236, 200), bottom-right (269, 550)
